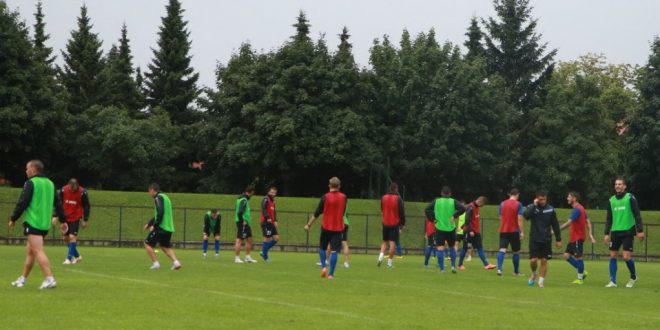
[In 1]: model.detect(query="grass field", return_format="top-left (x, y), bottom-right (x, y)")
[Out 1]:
top-left (1, 246), bottom-right (660, 329)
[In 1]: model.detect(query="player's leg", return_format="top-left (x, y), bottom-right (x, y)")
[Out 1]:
top-left (70, 221), bottom-right (81, 261)
top-left (159, 232), bottom-right (181, 270)
top-left (622, 234), bottom-right (637, 287)
top-left (202, 233), bottom-right (209, 257)
top-left (447, 233), bottom-right (457, 272)
top-left (538, 258), bottom-right (548, 288)
top-left (328, 234), bottom-right (342, 278)
top-left (424, 236), bottom-right (433, 267)
top-left (474, 234), bottom-right (494, 268)
top-left (378, 226), bottom-right (387, 265)
top-left (511, 233), bottom-right (522, 275)
top-left (214, 234), bottom-right (221, 256)
top-left (497, 233), bottom-right (508, 275)
top-left (234, 238), bottom-right (243, 261)
top-left (318, 231), bottom-right (329, 276)
top-left (607, 233), bottom-right (622, 286)
top-left (458, 235), bottom-right (469, 268)
top-left (342, 239), bottom-right (350, 267)
top-left (13, 240), bottom-right (35, 287)
top-left (395, 237), bottom-right (403, 257)
top-left (435, 232), bottom-right (446, 271)
top-left (245, 236), bottom-right (256, 262)
top-left (528, 256), bottom-right (538, 285)
top-left (28, 234), bottom-right (57, 289)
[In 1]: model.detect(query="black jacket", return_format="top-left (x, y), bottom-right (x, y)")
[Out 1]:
top-left (523, 203), bottom-right (561, 243)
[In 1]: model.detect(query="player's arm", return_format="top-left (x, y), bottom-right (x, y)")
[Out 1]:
top-left (261, 197), bottom-right (271, 222)
top-left (305, 195), bottom-right (325, 231)
top-left (398, 196), bottom-right (406, 228)
top-left (464, 206), bottom-right (474, 234)
top-left (9, 180), bottom-right (34, 227)
top-left (82, 189), bottom-right (90, 221)
top-left (452, 200), bottom-right (466, 218)
top-left (517, 202), bottom-right (525, 240)
top-left (152, 194), bottom-right (165, 229)
top-left (604, 200), bottom-right (613, 242)
top-left (237, 198), bottom-right (248, 224)
top-left (551, 210), bottom-right (561, 247)
top-left (425, 201), bottom-right (436, 222)
top-left (586, 217), bottom-right (596, 243)
top-left (560, 208), bottom-right (580, 230)
top-left (53, 186), bottom-right (69, 232)
top-left (630, 195), bottom-right (644, 240)
top-left (203, 213), bottom-right (210, 232)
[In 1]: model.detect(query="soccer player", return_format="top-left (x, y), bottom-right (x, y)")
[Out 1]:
top-left (523, 192), bottom-right (561, 288)
top-left (59, 178), bottom-right (90, 265)
top-left (604, 177), bottom-right (644, 288)
top-left (235, 185), bottom-right (258, 263)
top-left (304, 177), bottom-right (348, 279)
top-left (202, 209), bottom-right (221, 258)
top-left (9, 160), bottom-right (68, 289)
top-left (423, 218), bottom-right (436, 267)
top-left (260, 186), bottom-right (279, 261)
top-left (424, 186), bottom-right (465, 273)
top-left (560, 191), bottom-right (596, 284)
top-left (144, 183), bottom-right (182, 270)
top-left (497, 189), bottom-right (525, 276)
top-left (458, 196), bottom-right (496, 270)
top-left (378, 183), bottom-right (406, 268)
top-left (341, 209), bottom-right (350, 268)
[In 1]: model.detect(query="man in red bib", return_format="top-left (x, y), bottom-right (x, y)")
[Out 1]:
top-left (58, 178), bottom-right (90, 265)
top-left (377, 183), bottom-right (406, 268)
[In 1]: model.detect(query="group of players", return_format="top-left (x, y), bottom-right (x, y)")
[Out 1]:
top-left (8, 160), bottom-right (645, 289)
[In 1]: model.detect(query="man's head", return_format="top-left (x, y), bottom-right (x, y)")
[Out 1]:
top-left (245, 185), bottom-right (256, 197)
top-left (328, 177), bottom-right (341, 191)
top-left (509, 188), bottom-right (520, 200)
top-left (148, 183), bottom-right (160, 198)
top-left (267, 186), bottom-right (278, 197)
top-left (614, 177), bottom-right (627, 194)
top-left (389, 182), bottom-right (398, 194)
top-left (475, 196), bottom-right (487, 207)
top-left (68, 178), bottom-right (79, 192)
top-left (211, 209), bottom-right (218, 217)
top-left (535, 191), bottom-right (548, 207)
top-left (25, 160), bottom-right (44, 178)
top-left (440, 186), bottom-right (451, 197)
top-left (567, 191), bottom-right (579, 206)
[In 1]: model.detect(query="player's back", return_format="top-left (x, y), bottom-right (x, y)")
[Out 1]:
top-left (570, 203), bottom-right (587, 241)
top-left (499, 199), bottom-right (522, 233)
top-left (381, 194), bottom-right (400, 226)
top-left (322, 191), bottom-right (347, 232)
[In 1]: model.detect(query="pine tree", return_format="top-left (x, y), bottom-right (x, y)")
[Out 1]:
top-left (464, 16), bottom-right (485, 59)
top-left (60, 4), bottom-right (104, 114)
top-left (144, 0), bottom-right (199, 124)
top-left (33, 1), bottom-right (54, 69)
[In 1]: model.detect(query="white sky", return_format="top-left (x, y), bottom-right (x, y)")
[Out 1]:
top-left (7, 0), bottom-right (660, 88)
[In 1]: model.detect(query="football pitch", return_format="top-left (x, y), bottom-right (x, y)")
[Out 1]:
top-left (2, 247), bottom-right (660, 329)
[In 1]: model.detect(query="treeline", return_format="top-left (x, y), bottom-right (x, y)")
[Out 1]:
top-left (1, 0), bottom-right (658, 208)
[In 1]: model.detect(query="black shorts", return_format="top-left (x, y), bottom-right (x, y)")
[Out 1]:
top-left (261, 222), bottom-right (278, 238)
top-left (529, 241), bottom-right (552, 259)
top-left (499, 232), bottom-right (521, 252)
top-left (341, 225), bottom-right (349, 241)
top-left (65, 220), bottom-right (80, 236)
top-left (426, 234), bottom-right (437, 247)
top-left (382, 225), bottom-right (399, 242)
top-left (565, 240), bottom-right (584, 257)
top-left (23, 222), bottom-right (48, 237)
top-left (204, 226), bottom-right (221, 236)
top-left (320, 229), bottom-right (343, 252)
top-left (434, 230), bottom-right (456, 247)
top-left (456, 233), bottom-right (465, 243)
top-left (609, 231), bottom-right (634, 252)
top-left (236, 222), bottom-right (252, 239)
top-left (145, 228), bottom-right (172, 248)
top-left (465, 233), bottom-right (483, 250)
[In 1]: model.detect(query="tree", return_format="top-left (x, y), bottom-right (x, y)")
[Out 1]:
top-left (464, 16), bottom-right (485, 60)
top-left (144, 0), bottom-right (199, 124)
top-left (60, 4), bottom-right (104, 114)
top-left (625, 38), bottom-right (660, 208)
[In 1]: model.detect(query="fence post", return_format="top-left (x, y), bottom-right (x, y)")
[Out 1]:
top-left (305, 213), bottom-right (310, 253)
top-left (365, 215), bottom-right (369, 254)
top-left (118, 206), bottom-right (123, 248)
top-left (183, 208), bottom-right (187, 249)
top-left (645, 224), bottom-right (648, 262)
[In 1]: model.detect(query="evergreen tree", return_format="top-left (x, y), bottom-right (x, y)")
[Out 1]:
top-left (464, 16), bottom-right (485, 59)
top-left (33, 1), bottom-right (54, 69)
top-left (60, 4), bottom-right (104, 114)
top-left (625, 38), bottom-right (660, 208)
top-left (144, 0), bottom-right (199, 124)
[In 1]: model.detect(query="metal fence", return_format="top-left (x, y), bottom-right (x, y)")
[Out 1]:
top-left (1, 203), bottom-right (657, 261)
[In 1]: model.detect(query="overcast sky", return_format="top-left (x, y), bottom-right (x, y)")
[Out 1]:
top-left (7, 0), bottom-right (660, 88)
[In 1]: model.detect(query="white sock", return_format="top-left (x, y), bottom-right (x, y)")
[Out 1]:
top-left (578, 273), bottom-right (584, 280)
top-left (387, 259), bottom-right (393, 267)
top-left (378, 252), bottom-right (384, 260)
top-left (173, 260), bottom-right (181, 266)
top-left (46, 276), bottom-right (55, 282)
top-left (539, 277), bottom-right (545, 285)
top-left (153, 261), bottom-right (160, 267)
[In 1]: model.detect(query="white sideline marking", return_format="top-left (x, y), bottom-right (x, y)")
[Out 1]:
top-left (63, 268), bottom-right (383, 323)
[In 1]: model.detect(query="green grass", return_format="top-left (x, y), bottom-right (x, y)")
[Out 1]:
top-left (2, 187), bottom-right (660, 256)
top-left (1, 245), bottom-right (660, 329)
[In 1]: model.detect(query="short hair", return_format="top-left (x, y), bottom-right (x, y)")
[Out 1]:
top-left (509, 188), bottom-right (519, 196)
top-left (245, 185), bottom-right (256, 193)
top-left (476, 196), bottom-right (488, 203)
top-left (389, 182), bottom-right (398, 194)
top-left (329, 177), bottom-right (341, 189)
top-left (568, 191), bottom-right (580, 200)
top-left (268, 185), bottom-right (278, 191)
top-left (615, 176), bottom-right (626, 185)
top-left (441, 186), bottom-right (451, 196)
top-left (27, 160), bottom-right (44, 173)
top-left (148, 183), bottom-right (161, 191)
top-left (535, 191), bottom-right (548, 198)
top-left (68, 178), bottom-right (79, 185)
top-left (211, 209), bottom-right (218, 214)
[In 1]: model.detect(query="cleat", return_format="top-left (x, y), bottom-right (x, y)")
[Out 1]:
top-left (39, 279), bottom-right (56, 290)
top-left (538, 283), bottom-right (544, 288)
top-left (63, 259), bottom-right (72, 265)
top-left (451, 267), bottom-right (457, 274)
top-left (203, 253), bottom-right (207, 259)
top-left (583, 270), bottom-right (588, 280)
top-left (626, 278), bottom-right (637, 288)
top-left (423, 264), bottom-right (429, 268)
top-left (377, 258), bottom-right (383, 267)
top-left (259, 252), bottom-right (268, 261)
top-left (72, 256), bottom-right (82, 264)
top-left (343, 262), bottom-right (350, 268)
top-left (605, 281), bottom-right (618, 288)
top-left (245, 256), bottom-right (258, 263)
top-left (171, 262), bottom-right (182, 270)
top-left (395, 256), bottom-right (404, 259)
top-left (327, 275), bottom-right (334, 280)
top-left (497, 270), bottom-right (503, 276)
top-left (484, 264), bottom-right (496, 270)
top-left (214, 253), bottom-right (219, 258)
top-left (320, 267), bottom-right (328, 278)
top-left (571, 279), bottom-right (584, 285)
top-left (316, 262), bottom-right (322, 266)
top-left (513, 272), bottom-right (525, 277)
top-left (234, 257), bottom-right (244, 264)
top-left (458, 265), bottom-right (466, 270)
top-left (149, 264), bottom-right (160, 270)
top-left (11, 276), bottom-right (26, 288)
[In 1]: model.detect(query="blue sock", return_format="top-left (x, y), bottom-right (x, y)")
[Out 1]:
top-left (67, 243), bottom-right (74, 260)
top-left (268, 240), bottom-right (278, 252)
top-left (72, 242), bottom-right (80, 258)
top-left (436, 250), bottom-right (445, 271)
top-left (478, 249), bottom-right (489, 266)
top-left (262, 242), bottom-right (268, 257)
top-left (202, 240), bottom-right (208, 253)
top-left (566, 256), bottom-right (578, 269)
top-left (577, 259), bottom-right (584, 274)
top-left (497, 251), bottom-right (505, 271)
top-left (625, 259), bottom-right (636, 280)
top-left (396, 241), bottom-right (403, 256)
top-left (424, 247), bottom-right (432, 266)
top-left (214, 240), bottom-right (220, 253)
top-left (513, 253), bottom-right (520, 274)
top-left (319, 249), bottom-right (327, 268)
top-left (329, 252), bottom-right (338, 276)
top-left (609, 258), bottom-right (617, 283)
top-left (459, 248), bottom-right (467, 266)
top-left (449, 249), bottom-right (457, 268)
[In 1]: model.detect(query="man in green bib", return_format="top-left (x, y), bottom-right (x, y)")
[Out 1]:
top-left (9, 160), bottom-right (68, 289)
top-left (234, 185), bottom-right (257, 263)
top-left (144, 183), bottom-right (181, 270)
top-left (425, 186), bottom-right (466, 273)
top-left (604, 177), bottom-right (644, 288)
